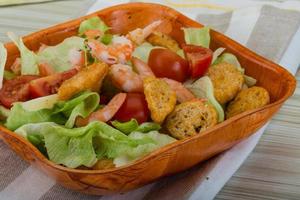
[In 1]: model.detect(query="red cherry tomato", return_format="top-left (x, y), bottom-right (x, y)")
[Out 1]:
top-left (182, 44), bottom-right (213, 78)
top-left (0, 75), bottom-right (39, 108)
top-left (148, 48), bottom-right (189, 82)
top-left (114, 93), bottom-right (149, 124)
top-left (29, 68), bottom-right (77, 98)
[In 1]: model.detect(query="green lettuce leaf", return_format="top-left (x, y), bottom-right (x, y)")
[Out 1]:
top-left (5, 91), bottom-right (99, 130)
top-left (111, 119), bottom-right (139, 135)
top-left (185, 76), bottom-right (224, 122)
top-left (0, 105), bottom-right (10, 120)
top-left (7, 32), bottom-right (39, 75)
top-left (113, 131), bottom-right (176, 167)
top-left (132, 42), bottom-right (160, 63)
top-left (78, 16), bottom-right (109, 36)
top-left (15, 121), bottom-right (164, 168)
top-left (0, 42), bottom-right (7, 89)
top-left (53, 91), bottom-right (100, 128)
top-left (183, 27), bottom-right (210, 48)
top-left (4, 70), bottom-right (16, 80)
top-left (112, 119), bottom-right (161, 135)
top-left (37, 36), bottom-right (85, 72)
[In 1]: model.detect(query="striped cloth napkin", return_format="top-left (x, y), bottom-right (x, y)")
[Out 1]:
top-left (0, 0), bottom-right (299, 200)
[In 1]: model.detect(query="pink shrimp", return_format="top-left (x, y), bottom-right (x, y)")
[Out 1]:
top-left (76, 93), bottom-right (127, 127)
top-left (109, 64), bottom-right (143, 92)
top-left (88, 36), bottom-right (134, 65)
top-left (161, 78), bottom-right (196, 103)
top-left (126, 20), bottom-right (162, 45)
top-left (132, 57), bottom-right (155, 79)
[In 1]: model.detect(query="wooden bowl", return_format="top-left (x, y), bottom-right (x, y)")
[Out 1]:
top-left (0, 3), bottom-right (296, 195)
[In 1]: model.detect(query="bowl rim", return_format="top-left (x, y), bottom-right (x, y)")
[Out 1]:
top-left (0, 2), bottom-right (296, 175)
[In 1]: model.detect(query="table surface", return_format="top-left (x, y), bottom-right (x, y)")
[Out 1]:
top-left (0, 1), bottom-right (299, 199)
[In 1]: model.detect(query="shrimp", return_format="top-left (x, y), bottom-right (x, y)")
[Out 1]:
top-left (76, 93), bottom-right (127, 126)
top-left (161, 78), bottom-right (196, 103)
top-left (38, 43), bottom-right (48, 53)
top-left (109, 64), bottom-right (143, 92)
top-left (132, 57), bottom-right (155, 79)
top-left (126, 20), bottom-right (162, 45)
top-left (87, 36), bottom-right (134, 65)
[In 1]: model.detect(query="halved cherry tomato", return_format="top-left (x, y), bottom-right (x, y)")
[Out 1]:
top-left (0, 75), bottom-right (39, 108)
top-left (148, 48), bottom-right (189, 82)
top-left (114, 93), bottom-right (150, 124)
top-left (182, 44), bottom-right (213, 78)
top-left (29, 68), bottom-right (78, 98)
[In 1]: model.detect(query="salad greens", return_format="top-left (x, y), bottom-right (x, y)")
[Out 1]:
top-left (7, 32), bottom-right (39, 75)
top-left (183, 27), bottom-right (210, 48)
top-left (112, 119), bottom-right (161, 135)
top-left (0, 42), bottom-right (7, 89)
top-left (5, 91), bottom-right (100, 130)
top-left (37, 36), bottom-right (85, 72)
top-left (78, 16), bottom-right (109, 36)
top-left (15, 121), bottom-right (174, 168)
top-left (132, 42), bottom-right (160, 63)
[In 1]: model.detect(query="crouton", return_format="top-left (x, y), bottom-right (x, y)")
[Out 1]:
top-left (143, 76), bottom-right (176, 123)
top-left (165, 100), bottom-right (218, 139)
top-left (226, 86), bottom-right (270, 118)
top-left (207, 62), bottom-right (244, 105)
top-left (147, 31), bottom-right (180, 52)
top-left (92, 159), bottom-right (115, 170)
top-left (58, 62), bottom-right (108, 100)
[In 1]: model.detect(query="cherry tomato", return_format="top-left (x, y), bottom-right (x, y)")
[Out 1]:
top-left (148, 48), bottom-right (189, 82)
top-left (29, 68), bottom-right (77, 98)
top-left (114, 93), bottom-right (149, 124)
top-left (0, 75), bottom-right (39, 108)
top-left (182, 44), bottom-right (213, 78)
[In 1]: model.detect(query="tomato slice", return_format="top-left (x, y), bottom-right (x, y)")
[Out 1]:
top-left (29, 69), bottom-right (78, 98)
top-left (148, 48), bottom-right (189, 82)
top-left (182, 44), bottom-right (213, 78)
top-left (0, 75), bottom-right (39, 108)
top-left (113, 93), bottom-right (150, 124)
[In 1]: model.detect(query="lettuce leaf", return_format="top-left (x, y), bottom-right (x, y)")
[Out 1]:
top-left (111, 119), bottom-right (161, 135)
top-left (15, 121), bottom-right (171, 168)
top-left (132, 42), bottom-right (160, 63)
top-left (0, 42), bottom-right (7, 89)
top-left (0, 105), bottom-right (10, 120)
top-left (7, 32), bottom-right (39, 75)
top-left (78, 16), bottom-right (109, 36)
top-left (37, 36), bottom-right (85, 72)
top-left (185, 76), bottom-right (224, 122)
top-left (113, 131), bottom-right (176, 167)
top-left (5, 91), bottom-right (99, 130)
top-left (111, 119), bottom-right (139, 135)
top-left (183, 27), bottom-right (210, 48)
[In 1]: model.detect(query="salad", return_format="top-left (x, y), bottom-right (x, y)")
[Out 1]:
top-left (0, 16), bottom-right (270, 170)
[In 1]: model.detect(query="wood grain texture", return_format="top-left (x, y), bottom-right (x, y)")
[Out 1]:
top-left (0, 3), bottom-right (296, 195)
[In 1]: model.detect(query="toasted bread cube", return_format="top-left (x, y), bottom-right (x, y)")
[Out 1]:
top-left (143, 76), bottom-right (176, 123)
top-left (147, 31), bottom-right (180, 52)
top-left (226, 86), bottom-right (270, 118)
top-left (58, 62), bottom-right (108, 100)
top-left (165, 99), bottom-right (218, 139)
top-left (207, 62), bottom-right (244, 105)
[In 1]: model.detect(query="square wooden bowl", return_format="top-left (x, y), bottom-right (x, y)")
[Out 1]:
top-left (0, 3), bottom-right (296, 195)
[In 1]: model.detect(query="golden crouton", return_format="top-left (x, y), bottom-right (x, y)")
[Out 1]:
top-left (58, 62), bottom-right (108, 100)
top-left (143, 76), bottom-right (176, 123)
top-left (165, 100), bottom-right (218, 139)
top-left (146, 31), bottom-right (180, 52)
top-left (226, 86), bottom-right (270, 118)
top-left (207, 62), bottom-right (244, 105)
